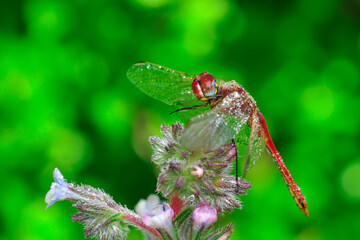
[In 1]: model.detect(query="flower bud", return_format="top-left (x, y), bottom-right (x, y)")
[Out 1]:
top-left (175, 177), bottom-right (186, 189)
top-left (192, 203), bottom-right (217, 229)
top-left (150, 123), bottom-right (251, 213)
top-left (191, 165), bottom-right (204, 178)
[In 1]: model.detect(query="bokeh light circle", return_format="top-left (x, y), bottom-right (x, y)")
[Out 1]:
top-left (341, 162), bottom-right (360, 199)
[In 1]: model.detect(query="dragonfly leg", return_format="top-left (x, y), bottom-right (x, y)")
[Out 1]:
top-left (169, 103), bottom-right (209, 115)
top-left (232, 138), bottom-right (239, 191)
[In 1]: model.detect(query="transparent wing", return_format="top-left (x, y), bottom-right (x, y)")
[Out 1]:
top-left (247, 126), bottom-right (266, 173)
top-left (127, 62), bottom-right (199, 107)
top-left (179, 112), bottom-right (234, 151)
top-left (240, 113), bottom-right (266, 177)
top-left (180, 92), bottom-right (251, 151)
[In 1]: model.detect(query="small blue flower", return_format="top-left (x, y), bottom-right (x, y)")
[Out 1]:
top-left (135, 194), bottom-right (161, 217)
top-left (45, 168), bottom-right (80, 209)
top-left (142, 202), bottom-right (175, 237)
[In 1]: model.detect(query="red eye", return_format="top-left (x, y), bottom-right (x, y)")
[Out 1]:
top-left (192, 79), bottom-right (203, 100)
top-left (199, 73), bottom-right (216, 98)
top-left (192, 72), bottom-right (217, 101)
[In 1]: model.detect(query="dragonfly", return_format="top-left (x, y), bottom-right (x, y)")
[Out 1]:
top-left (127, 62), bottom-right (309, 217)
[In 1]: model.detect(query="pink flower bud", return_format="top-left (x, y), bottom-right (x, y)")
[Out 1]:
top-left (191, 165), bottom-right (204, 178)
top-left (192, 203), bottom-right (217, 228)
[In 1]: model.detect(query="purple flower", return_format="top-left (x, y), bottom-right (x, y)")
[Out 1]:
top-left (45, 168), bottom-right (81, 209)
top-left (151, 123), bottom-right (251, 213)
top-left (192, 203), bottom-right (217, 229)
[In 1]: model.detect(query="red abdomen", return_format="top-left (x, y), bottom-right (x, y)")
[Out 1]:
top-left (258, 112), bottom-right (309, 217)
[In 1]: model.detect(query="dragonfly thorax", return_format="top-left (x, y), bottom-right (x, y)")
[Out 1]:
top-left (192, 72), bottom-right (219, 102)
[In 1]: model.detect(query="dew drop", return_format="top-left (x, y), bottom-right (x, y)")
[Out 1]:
top-left (188, 195), bottom-right (195, 202)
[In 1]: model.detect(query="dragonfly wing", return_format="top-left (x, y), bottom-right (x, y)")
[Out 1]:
top-left (179, 111), bottom-right (234, 151)
top-left (241, 113), bottom-right (266, 177)
top-left (127, 62), bottom-right (199, 106)
top-left (180, 92), bottom-right (251, 151)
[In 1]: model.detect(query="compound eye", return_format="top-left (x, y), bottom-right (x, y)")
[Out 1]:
top-left (200, 74), bottom-right (216, 98)
top-left (192, 78), bottom-right (205, 100)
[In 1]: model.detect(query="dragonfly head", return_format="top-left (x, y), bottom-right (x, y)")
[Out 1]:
top-left (192, 72), bottom-right (218, 102)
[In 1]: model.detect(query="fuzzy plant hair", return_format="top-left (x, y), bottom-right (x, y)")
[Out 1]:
top-left (45, 123), bottom-right (251, 239)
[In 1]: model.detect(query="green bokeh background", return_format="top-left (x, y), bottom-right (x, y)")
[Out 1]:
top-left (1, 0), bottom-right (359, 239)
